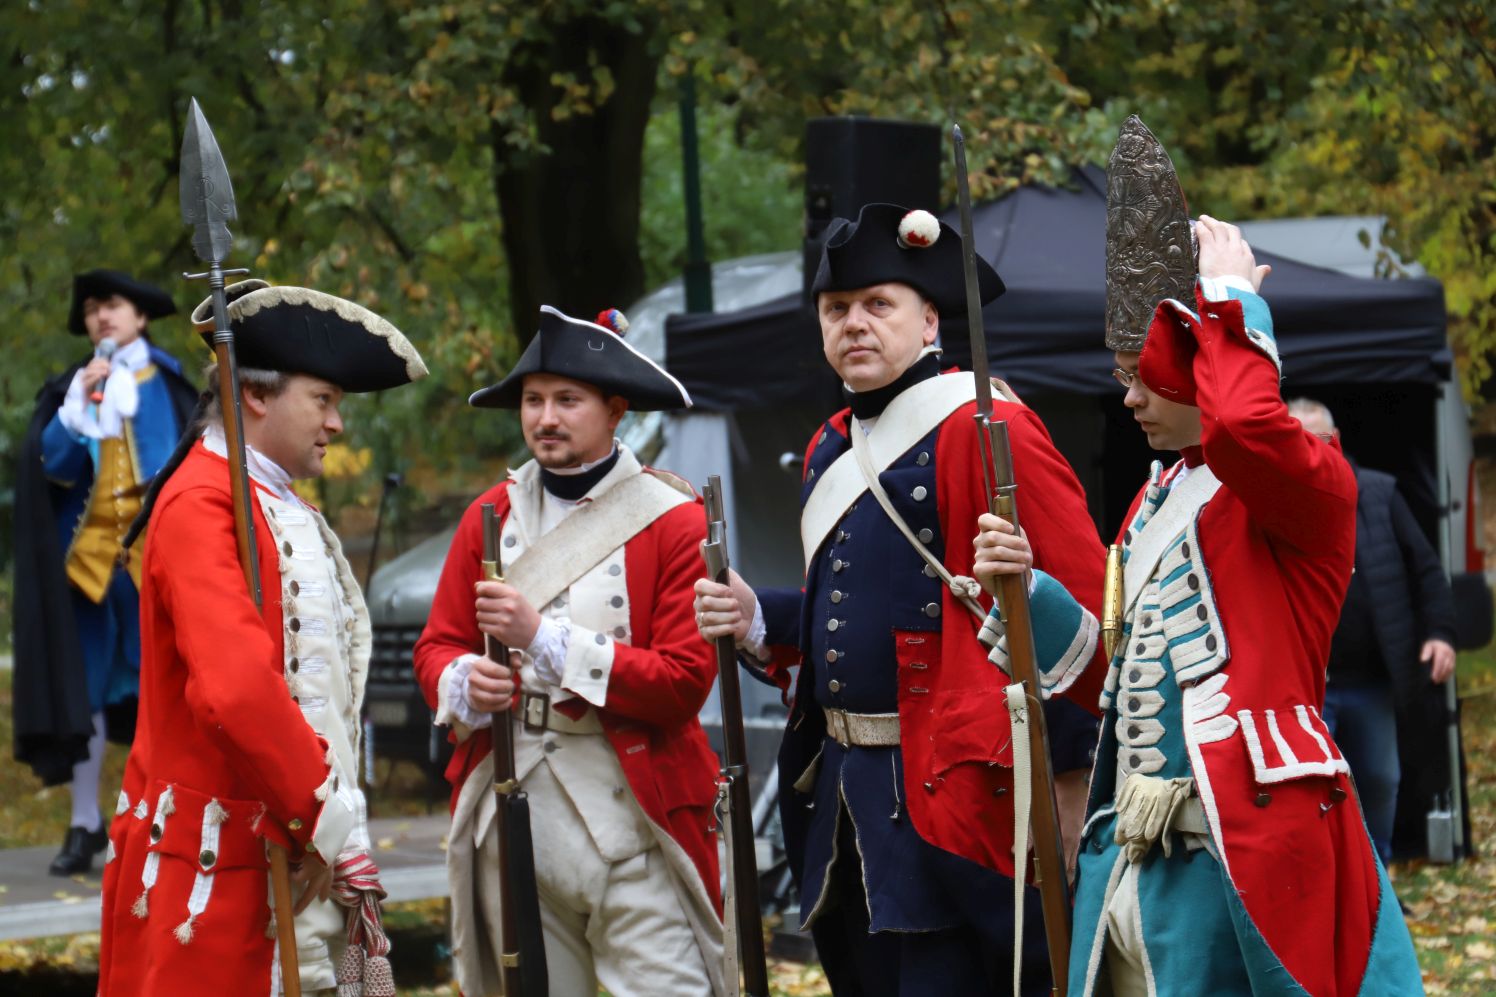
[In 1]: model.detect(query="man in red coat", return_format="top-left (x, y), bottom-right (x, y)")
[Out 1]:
top-left (1019, 117), bottom-right (1422, 996)
top-left (695, 203), bottom-right (1108, 994)
top-left (98, 282), bottom-right (428, 996)
top-left (413, 306), bottom-right (726, 997)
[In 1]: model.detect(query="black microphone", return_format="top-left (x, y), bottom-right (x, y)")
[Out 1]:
top-left (89, 338), bottom-right (118, 404)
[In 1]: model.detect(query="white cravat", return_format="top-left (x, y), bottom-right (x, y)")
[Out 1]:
top-left (201, 423), bottom-right (301, 504)
top-left (58, 337), bottom-right (150, 440)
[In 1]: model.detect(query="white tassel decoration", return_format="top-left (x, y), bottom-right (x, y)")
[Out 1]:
top-left (131, 890), bottom-right (149, 919)
top-left (159, 786), bottom-right (176, 817)
top-left (205, 799), bottom-right (228, 825)
top-left (173, 916), bottom-right (195, 944)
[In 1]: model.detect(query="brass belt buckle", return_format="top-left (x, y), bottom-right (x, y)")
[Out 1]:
top-left (827, 709), bottom-right (851, 748)
top-left (522, 691), bottom-right (551, 734)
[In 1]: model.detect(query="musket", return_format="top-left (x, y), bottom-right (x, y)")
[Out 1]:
top-left (700, 477), bottom-right (769, 997)
top-left (179, 98), bottom-right (301, 996)
top-left (953, 123), bottom-right (1071, 995)
top-left (480, 505), bottom-right (548, 997)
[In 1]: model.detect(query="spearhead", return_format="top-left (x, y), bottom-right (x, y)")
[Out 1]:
top-left (179, 97), bottom-right (237, 264)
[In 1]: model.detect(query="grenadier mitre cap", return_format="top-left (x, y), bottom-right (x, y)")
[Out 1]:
top-left (1105, 116), bottom-right (1196, 352)
top-left (190, 280), bottom-right (427, 392)
top-left (468, 305), bottom-right (692, 412)
top-left (810, 202), bottom-right (1005, 317)
top-left (69, 269), bottom-right (177, 335)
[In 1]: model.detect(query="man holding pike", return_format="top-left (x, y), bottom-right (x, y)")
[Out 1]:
top-left (413, 306), bottom-right (727, 997)
top-left (97, 278), bottom-right (429, 995)
top-left (983, 116), bottom-right (1424, 996)
top-left (694, 202), bottom-right (1108, 994)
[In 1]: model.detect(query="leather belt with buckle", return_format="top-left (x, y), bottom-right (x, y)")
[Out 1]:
top-left (516, 691), bottom-right (604, 736)
top-left (520, 691), bottom-right (551, 734)
top-left (822, 707), bottom-right (900, 748)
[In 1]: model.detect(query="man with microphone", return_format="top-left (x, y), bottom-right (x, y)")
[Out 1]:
top-left (12, 270), bottom-right (197, 876)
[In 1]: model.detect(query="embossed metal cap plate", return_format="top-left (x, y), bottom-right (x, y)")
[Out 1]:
top-left (1105, 116), bottom-right (1196, 352)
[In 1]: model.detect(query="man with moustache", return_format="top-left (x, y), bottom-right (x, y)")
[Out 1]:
top-left (13, 269), bottom-right (196, 876)
top-left (413, 306), bottom-right (726, 997)
top-left (97, 280), bottom-right (428, 995)
top-left (694, 204), bottom-right (1108, 995)
top-left (1001, 117), bottom-right (1422, 996)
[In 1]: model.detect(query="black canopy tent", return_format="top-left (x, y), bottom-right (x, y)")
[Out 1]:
top-left (666, 166), bottom-right (1449, 408)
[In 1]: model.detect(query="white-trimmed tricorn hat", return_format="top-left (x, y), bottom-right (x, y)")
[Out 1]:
top-left (469, 305), bottom-right (691, 411)
top-left (191, 280), bottom-right (427, 392)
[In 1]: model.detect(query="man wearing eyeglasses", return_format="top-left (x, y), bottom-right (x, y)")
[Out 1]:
top-left (980, 117), bottom-right (1423, 996)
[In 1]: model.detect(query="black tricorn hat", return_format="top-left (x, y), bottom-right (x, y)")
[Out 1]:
top-left (69, 269), bottom-right (177, 335)
top-left (469, 305), bottom-right (692, 411)
top-left (190, 280), bottom-right (427, 393)
top-left (810, 202), bottom-right (1004, 316)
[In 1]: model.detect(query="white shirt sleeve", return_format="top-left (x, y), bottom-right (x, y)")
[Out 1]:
top-left (1198, 274), bottom-right (1255, 302)
top-left (524, 615), bottom-right (571, 687)
top-left (436, 653), bottom-right (493, 731)
top-left (739, 598), bottom-right (769, 659)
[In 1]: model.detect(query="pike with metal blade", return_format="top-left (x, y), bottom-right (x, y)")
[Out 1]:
top-left (180, 97), bottom-right (237, 265)
top-left (177, 97), bottom-right (299, 995)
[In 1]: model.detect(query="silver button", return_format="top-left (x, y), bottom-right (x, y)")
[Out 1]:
top-left (916, 451), bottom-right (930, 466)
top-left (590, 668), bottom-right (603, 679)
top-left (612, 786), bottom-right (625, 796)
top-left (610, 595), bottom-right (624, 608)
top-left (828, 679), bottom-right (842, 693)
top-left (832, 558), bottom-right (845, 572)
top-left (613, 626), bottom-right (627, 638)
top-left (504, 535), bottom-right (517, 548)
top-left (912, 486), bottom-right (928, 501)
top-left (827, 619), bottom-right (840, 632)
top-left (595, 633), bottom-right (607, 645)
top-left (836, 530), bottom-right (849, 543)
top-left (543, 741), bottom-right (557, 754)
top-left (923, 564), bottom-right (937, 578)
top-left (917, 528), bottom-right (934, 544)
top-left (924, 602), bottom-right (940, 618)
top-left (830, 590), bottom-right (844, 604)
top-left (808, 468), bottom-right (816, 480)
top-left (608, 563), bottom-right (622, 576)
top-left (552, 596), bottom-right (566, 610)
top-left (825, 650), bottom-right (840, 663)
top-left (819, 431), bottom-right (828, 444)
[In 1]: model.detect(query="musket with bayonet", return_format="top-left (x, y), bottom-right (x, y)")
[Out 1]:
top-left (952, 123), bottom-right (1072, 995)
top-left (479, 504), bottom-right (548, 997)
top-left (179, 97), bottom-right (304, 997)
top-left (700, 477), bottom-right (769, 997)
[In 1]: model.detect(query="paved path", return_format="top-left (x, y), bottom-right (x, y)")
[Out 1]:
top-left (0, 814), bottom-right (448, 941)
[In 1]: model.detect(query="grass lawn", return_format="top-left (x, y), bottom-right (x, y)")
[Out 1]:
top-left (2, 652), bottom-right (1494, 994)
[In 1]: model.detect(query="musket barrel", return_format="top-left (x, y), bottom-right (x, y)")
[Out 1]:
top-left (701, 477), bottom-right (769, 996)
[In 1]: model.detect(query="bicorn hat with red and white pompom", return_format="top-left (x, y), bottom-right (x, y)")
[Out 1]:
top-left (811, 202), bottom-right (1003, 316)
top-left (470, 305), bottom-right (691, 411)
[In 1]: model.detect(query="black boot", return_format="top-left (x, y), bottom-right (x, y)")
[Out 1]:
top-left (49, 824), bottom-right (107, 876)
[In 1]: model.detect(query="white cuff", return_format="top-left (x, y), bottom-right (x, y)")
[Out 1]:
top-left (57, 372), bottom-right (94, 438)
top-left (308, 766), bottom-right (357, 866)
top-left (559, 626), bottom-right (616, 708)
top-left (1198, 274), bottom-right (1254, 302)
top-left (740, 599), bottom-right (769, 659)
top-left (436, 654), bottom-right (492, 732)
top-left (336, 787), bottom-right (371, 864)
top-left (525, 616), bottom-right (570, 687)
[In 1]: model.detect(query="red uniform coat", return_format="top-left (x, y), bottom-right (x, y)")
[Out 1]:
top-left (1120, 290), bottom-right (1407, 994)
top-left (99, 443), bottom-right (348, 996)
top-left (769, 393), bottom-right (1109, 880)
top-left (413, 471), bottom-right (723, 910)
